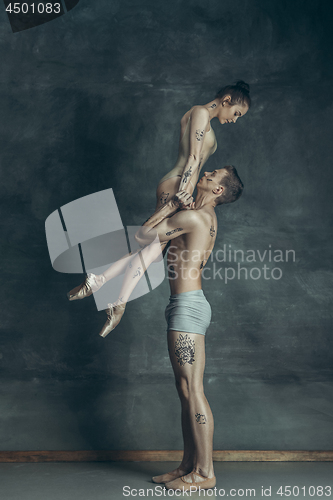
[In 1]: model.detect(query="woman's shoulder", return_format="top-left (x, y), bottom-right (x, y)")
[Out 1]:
top-left (180, 105), bottom-right (209, 125)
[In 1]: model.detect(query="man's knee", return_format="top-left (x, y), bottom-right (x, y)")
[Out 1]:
top-left (175, 377), bottom-right (203, 400)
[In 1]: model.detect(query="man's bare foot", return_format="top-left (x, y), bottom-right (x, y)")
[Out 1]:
top-left (151, 467), bottom-right (190, 484)
top-left (165, 471), bottom-right (216, 491)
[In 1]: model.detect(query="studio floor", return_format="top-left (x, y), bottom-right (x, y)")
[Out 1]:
top-left (1, 461), bottom-right (332, 500)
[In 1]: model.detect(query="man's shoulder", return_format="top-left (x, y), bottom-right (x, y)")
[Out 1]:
top-left (180, 208), bottom-right (212, 229)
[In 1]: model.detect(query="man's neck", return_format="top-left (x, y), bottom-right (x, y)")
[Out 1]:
top-left (194, 190), bottom-right (215, 210)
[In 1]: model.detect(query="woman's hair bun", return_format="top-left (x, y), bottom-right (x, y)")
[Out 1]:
top-left (215, 80), bottom-right (251, 107)
top-left (235, 80), bottom-right (250, 94)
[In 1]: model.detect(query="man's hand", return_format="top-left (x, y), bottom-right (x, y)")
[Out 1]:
top-left (171, 191), bottom-right (194, 210)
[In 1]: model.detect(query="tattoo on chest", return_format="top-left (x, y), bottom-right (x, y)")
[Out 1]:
top-left (166, 227), bottom-right (183, 236)
top-left (210, 225), bottom-right (215, 237)
top-left (133, 267), bottom-right (142, 278)
top-left (195, 413), bottom-right (207, 424)
top-left (160, 192), bottom-right (169, 205)
top-left (196, 129), bottom-right (205, 141)
top-left (174, 334), bottom-right (195, 366)
top-left (181, 166), bottom-right (192, 185)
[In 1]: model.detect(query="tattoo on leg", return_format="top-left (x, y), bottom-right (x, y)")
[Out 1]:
top-left (174, 334), bottom-right (195, 366)
top-left (166, 227), bottom-right (183, 236)
top-left (160, 192), bottom-right (169, 205)
top-left (195, 413), bottom-right (207, 424)
top-left (133, 267), bottom-right (142, 278)
top-left (210, 225), bottom-right (215, 237)
top-left (181, 166), bottom-right (192, 186)
top-left (196, 129), bottom-right (205, 141)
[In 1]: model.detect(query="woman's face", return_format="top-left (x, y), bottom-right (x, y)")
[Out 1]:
top-left (218, 97), bottom-right (249, 125)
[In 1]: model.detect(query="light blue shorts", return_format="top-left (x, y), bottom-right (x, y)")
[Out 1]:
top-left (165, 289), bottom-right (212, 335)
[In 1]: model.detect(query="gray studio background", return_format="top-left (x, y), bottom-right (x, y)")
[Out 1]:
top-left (1, 0), bottom-right (333, 451)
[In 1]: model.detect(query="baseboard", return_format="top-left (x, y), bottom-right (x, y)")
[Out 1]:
top-left (0, 450), bottom-right (332, 463)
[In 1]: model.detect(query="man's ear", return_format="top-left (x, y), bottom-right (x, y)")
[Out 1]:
top-left (213, 185), bottom-right (224, 195)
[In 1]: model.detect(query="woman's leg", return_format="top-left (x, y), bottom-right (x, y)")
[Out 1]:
top-left (98, 177), bottom-right (184, 285)
top-left (68, 177), bottom-right (182, 300)
top-left (167, 330), bottom-right (214, 482)
top-left (98, 177), bottom-right (184, 301)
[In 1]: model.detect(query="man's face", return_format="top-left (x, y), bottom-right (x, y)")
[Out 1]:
top-left (199, 169), bottom-right (227, 191)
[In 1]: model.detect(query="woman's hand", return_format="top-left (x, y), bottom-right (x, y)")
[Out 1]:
top-left (172, 191), bottom-right (194, 210)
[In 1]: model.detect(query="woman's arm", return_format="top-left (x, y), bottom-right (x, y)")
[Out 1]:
top-left (178, 107), bottom-right (210, 193)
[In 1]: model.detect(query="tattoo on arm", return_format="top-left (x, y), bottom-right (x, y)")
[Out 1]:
top-left (195, 413), bottom-right (207, 424)
top-left (181, 166), bottom-right (193, 185)
top-left (210, 225), bottom-right (215, 237)
top-left (160, 192), bottom-right (169, 205)
top-left (133, 267), bottom-right (142, 278)
top-left (166, 227), bottom-right (183, 236)
top-left (174, 334), bottom-right (195, 366)
top-left (200, 261), bottom-right (204, 270)
top-left (196, 129), bottom-right (205, 141)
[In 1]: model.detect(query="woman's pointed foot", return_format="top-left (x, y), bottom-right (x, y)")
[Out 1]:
top-left (99, 301), bottom-right (126, 338)
top-left (67, 273), bottom-right (106, 301)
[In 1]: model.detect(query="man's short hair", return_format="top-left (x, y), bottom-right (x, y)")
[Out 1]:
top-left (215, 165), bottom-right (244, 205)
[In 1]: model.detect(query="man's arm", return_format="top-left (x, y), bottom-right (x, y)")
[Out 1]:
top-left (139, 191), bottom-right (193, 230)
top-left (135, 204), bottom-right (198, 247)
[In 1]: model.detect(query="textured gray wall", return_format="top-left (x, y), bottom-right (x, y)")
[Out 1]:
top-left (0, 0), bottom-right (333, 451)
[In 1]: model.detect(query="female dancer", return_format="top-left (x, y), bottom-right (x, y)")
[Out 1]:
top-left (68, 81), bottom-right (251, 335)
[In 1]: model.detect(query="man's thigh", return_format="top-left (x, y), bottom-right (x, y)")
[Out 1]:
top-left (167, 330), bottom-right (206, 382)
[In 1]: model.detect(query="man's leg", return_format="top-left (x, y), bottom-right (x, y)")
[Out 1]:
top-left (166, 330), bottom-right (214, 483)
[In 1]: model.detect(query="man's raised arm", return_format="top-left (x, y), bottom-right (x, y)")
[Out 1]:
top-left (135, 192), bottom-right (197, 247)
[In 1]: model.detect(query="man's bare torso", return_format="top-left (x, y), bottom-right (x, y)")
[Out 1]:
top-left (167, 206), bottom-right (217, 295)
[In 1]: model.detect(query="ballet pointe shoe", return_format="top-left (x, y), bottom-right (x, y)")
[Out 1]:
top-left (152, 468), bottom-right (187, 484)
top-left (165, 472), bottom-right (216, 491)
top-left (67, 273), bottom-right (106, 301)
top-left (99, 302), bottom-right (126, 338)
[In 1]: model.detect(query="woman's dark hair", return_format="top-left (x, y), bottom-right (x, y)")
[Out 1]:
top-left (216, 80), bottom-right (251, 108)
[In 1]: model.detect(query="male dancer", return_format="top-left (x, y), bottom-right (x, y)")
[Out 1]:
top-left (135, 166), bottom-right (244, 491)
